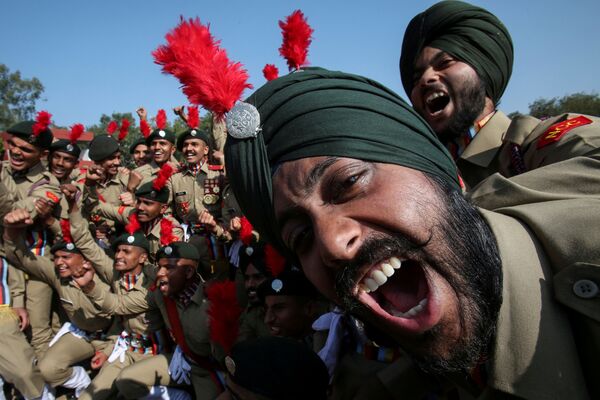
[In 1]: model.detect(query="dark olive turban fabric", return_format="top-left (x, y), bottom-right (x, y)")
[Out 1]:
top-left (400, 0), bottom-right (513, 105)
top-left (225, 67), bottom-right (459, 247)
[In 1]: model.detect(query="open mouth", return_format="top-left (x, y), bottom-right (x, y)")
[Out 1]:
top-left (425, 91), bottom-right (450, 117)
top-left (158, 278), bottom-right (168, 292)
top-left (269, 326), bottom-right (281, 336)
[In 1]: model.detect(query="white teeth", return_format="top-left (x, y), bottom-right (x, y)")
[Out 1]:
top-left (364, 278), bottom-right (378, 292)
top-left (381, 263), bottom-right (394, 277)
top-left (389, 257), bottom-right (402, 269)
top-left (426, 91), bottom-right (446, 104)
top-left (371, 269), bottom-right (387, 286)
top-left (390, 298), bottom-right (428, 319)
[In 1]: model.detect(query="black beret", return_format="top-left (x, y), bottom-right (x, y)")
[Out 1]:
top-left (50, 139), bottom-right (81, 158)
top-left (129, 137), bottom-right (148, 154)
top-left (135, 181), bottom-right (170, 204)
top-left (226, 336), bottom-right (329, 400)
top-left (7, 120), bottom-right (54, 150)
top-left (176, 128), bottom-right (211, 152)
top-left (50, 240), bottom-right (81, 255)
top-left (258, 268), bottom-right (318, 301)
top-left (238, 241), bottom-right (270, 276)
top-left (147, 128), bottom-right (176, 145)
top-left (156, 241), bottom-right (200, 262)
top-left (88, 134), bottom-right (120, 162)
top-left (112, 231), bottom-right (150, 253)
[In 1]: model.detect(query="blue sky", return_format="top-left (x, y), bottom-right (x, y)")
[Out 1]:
top-left (2, 0), bottom-right (599, 127)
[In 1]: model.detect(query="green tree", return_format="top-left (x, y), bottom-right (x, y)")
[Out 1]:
top-left (0, 64), bottom-right (45, 130)
top-left (528, 92), bottom-right (600, 119)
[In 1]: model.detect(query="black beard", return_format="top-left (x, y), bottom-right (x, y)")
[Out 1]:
top-left (334, 174), bottom-right (502, 377)
top-left (439, 79), bottom-right (487, 144)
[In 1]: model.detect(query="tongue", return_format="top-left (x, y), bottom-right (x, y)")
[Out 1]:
top-left (377, 261), bottom-right (427, 313)
top-left (427, 95), bottom-right (449, 114)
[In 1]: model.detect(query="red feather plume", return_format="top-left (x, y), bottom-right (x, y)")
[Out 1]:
top-left (239, 216), bottom-right (254, 246)
top-left (140, 119), bottom-right (151, 138)
top-left (32, 111), bottom-right (52, 137)
top-left (152, 163), bottom-right (174, 192)
top-left (262, 64), bottom-right (279, 81)
top-left (186, 105), bottom-right (200, 129)
top-left (125, 213), bottom-right (141, 235)
top-left (265, 243), bottom-right (286, 277)
top-left (107, 121), bottom-right (118, 135)
top-left (156, 109), bottom-right (167, 130)
top-left (160, 218), bottom-right (178, 246)
top-left (206, 281), bottom-right (242, 354)
top-left (152, 17), bottom-right (253, 120)
top-left (69, 123), bottom-right (85, 144)
top-left (60, 219), bottom-right (73, 244)
top-left (118, 119), bottom-right (130, 141)
top-left (279, 10), bottom-right (313, 71)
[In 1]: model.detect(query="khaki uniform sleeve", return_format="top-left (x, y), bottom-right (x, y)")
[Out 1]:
top-left (0, 181), bottom-right (13, 218)
top-left (3, 236), bottom-right (57, 285)
top-left (7, 264), bottom-right (25, 309)
top-left (89, 201), bottom-right (132, 226)
top-left (13, 176), bottom-right (62, 220)
top-left (70, 210), bottom-right (115, 283)
top-left (85, 283), bottom-right (150, 315)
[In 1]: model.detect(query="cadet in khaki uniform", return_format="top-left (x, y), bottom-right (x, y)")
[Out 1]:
top-left (115, 242), bottom-right (223, 399)
top-left (169, 127), bottom-right (230, 279)
top-left (400, 1), bottom-right (600, 189)
top-left (3, 211), bottom-right (113, 398)
top-left (2, 118), bottom-right (63, 359)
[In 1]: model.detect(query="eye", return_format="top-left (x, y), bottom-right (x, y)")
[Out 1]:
top-left (328, 166), bottom-right (371, 204)
top-left (286, 224), bottom-right (313, 255)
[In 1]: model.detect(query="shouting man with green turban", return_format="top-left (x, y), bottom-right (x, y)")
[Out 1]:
top-left (400, 0), bottom-right (600, 188)
top-left (224, 67), bottom-right (600, 398)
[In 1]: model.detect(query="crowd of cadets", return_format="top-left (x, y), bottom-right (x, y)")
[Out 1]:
top-left (0, 107), bottom-right (331, 400)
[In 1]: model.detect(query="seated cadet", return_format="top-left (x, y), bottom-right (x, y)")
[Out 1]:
top-left (218, 336), bottom-right (329, 400)
top-left (3, 209), bottom-right (113, 398)
top-left (115, 242), bottom-right (224, 400)
top-left (168, 106), bottom-right (230, 280)
top-left (85, 164), bottom-right (183, 262)
top-left (258, 268), bottom-right (327, 342)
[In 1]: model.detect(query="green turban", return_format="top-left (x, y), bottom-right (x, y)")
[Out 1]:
top-left (225, 67), bottom-right (458, 248)
top-left (400, 0), bottom-right (513, 105)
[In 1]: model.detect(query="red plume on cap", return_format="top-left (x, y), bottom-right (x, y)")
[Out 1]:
top-left (156, 109), bottom-right (167, 130)
top-left (60, 219), bottom-right (73, 244)
top-left (262, 64), bottom-right (279, 81)
top-left (186, 105), bottom-right (200, 129)
top-left (153, 17), bottom-right (252, 120)
top-left (206, 280), bottom-right (242, 354)
top-left (279, 10), bottom-right (313, 71)
top-left (125, 213), bottom-right (141, 235)
top-left (265, 243), bottom-right (286, 277)
top-left (239, 216), bottom-right (254, 246)
top-left (107, 121), bottom-right (118, 135)
top-left (32, 111), bottom-right (52, 137)
top-left (69, 123), bottom-right (85, 145)
top-left (140, 119), bottom-right (151, 138)
top-left (159, 218), bottom-right (178, 246)
top-left (118, 119), bottom-right (130, 141)
top-left (152, 163), bottom-right (174, 192)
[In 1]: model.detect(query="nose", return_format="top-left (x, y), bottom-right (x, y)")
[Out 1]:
top-left (156, 266), bottom-right (167, 277)
top-left (418, 66), bottom-right (439, 87)
top-left (264, 308), bottom-right (275, 325)
top-left (313, 214), bottom-right (362, 269)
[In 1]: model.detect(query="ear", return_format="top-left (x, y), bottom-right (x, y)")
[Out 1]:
top-left (160, 204), bottom-right (169, 214)
top-left (185, 266), bottom-right (195, 279)
top-left (40, 149), bottom-right (49, 160)
top-left (169, 144), bottom-right (176, 155)
top-left (139, 252), bottom-right (148, 265)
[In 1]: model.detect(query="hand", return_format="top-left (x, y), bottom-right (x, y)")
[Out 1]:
top-left (211, 150), bottom-right (224, 165)
top-left (91, 351), bottom-right (108, 370)
top-left (34, 198), bottom-right (55, 220)
top-left (86, 165), bottom-right (106, 185)
top-left (72, 262), bottom-right (95, 286)
top-left (127, 171), bottom-right (143, 192)
top-left (229, 216), bottom-right (241, 232)
top-left (136, 107), bottom-right (147, 121)
top-left (199, 210), bottom-right (218, 233)
top-left (173, 105), bottom-right (185, 116)
top-left (118, 167), bottom-right (130, 177)
top-left (60, 184), bottom-right (80, 212)
top-left (119, 192), bottom-right (134, 206)
top-left (3, 209), bottom-right (34, 228)
top-left (13, 307), bottom-right (29, 331)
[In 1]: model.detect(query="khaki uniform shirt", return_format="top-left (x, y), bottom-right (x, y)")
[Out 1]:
top-left (133, 157), bottom-right (180, 187)
top-left (237, 305), bottom-right (269, 342)
top-left (83, 170), bottom-right (129, 231)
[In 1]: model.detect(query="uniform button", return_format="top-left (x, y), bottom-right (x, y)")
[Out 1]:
top-left (572, 279), bottom-right (598, 299)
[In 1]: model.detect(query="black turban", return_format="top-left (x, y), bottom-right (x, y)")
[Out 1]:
top-left (225, 67), bottom-right (458, 249)
top-left (400, 0), bottom-right (513, 105)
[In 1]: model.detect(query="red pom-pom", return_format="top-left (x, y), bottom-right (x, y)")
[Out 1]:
top-left (107, 121), bottom-right (118, 135)
top-left (206, 281), bottom-right (241, 354)
top-left (160, 218), bottom-right (178, 246)
top-left (140, 119), bottom-right (151, 138)
top-left (156, 109), bottom-right (167, 130)
top-left (32, 111), bottom-right (52, 137)
top-left (60, 219), bottom-right (73, 244)
top-left (125, 213), bottom-right (141, 235)
top-left (279, 10), bottom-right (313, 71)
top-left (265, 243), bottom-right (286, 277)
top-left (153, 17), bottom-right (253, 120)
top-left (118, 119), bottom-right (130, 141)
top-left (262, 64), bottom-right (279, 81)
top-left (152, 163), bottom-right (174, 192)
top-left (69, 123), bottom-right (85, 144)
top-left (186, 105), bottom-right (200, 129)
top-left (239, 216), bottom-right (254, 246)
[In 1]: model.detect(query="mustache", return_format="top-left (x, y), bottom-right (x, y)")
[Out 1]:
top-left (334, 233), bottom-right (425, 310)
